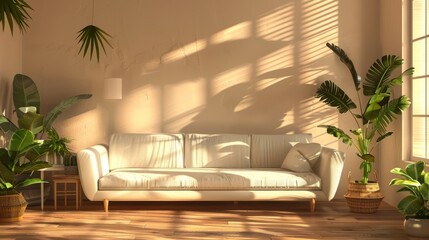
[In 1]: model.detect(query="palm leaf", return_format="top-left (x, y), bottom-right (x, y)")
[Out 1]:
top-left (326, 43), bottom-right (361, 90)
top-left (0, 0), bottom-right (32, 35)
top-left (363, 55), bottom-right (404, 96)
top-left (316, 80), bottom-right (357, 113)
top-left (43, 94), bottom-right (92, 131)
top-left (13, 74), bottom-right (40, 116)
top-left (77, 25), bottom-right (112, 62)
top-left (371, 96), bottom-right (411, 135)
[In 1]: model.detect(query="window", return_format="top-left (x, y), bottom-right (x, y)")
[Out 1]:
top-left (411, 0), bottom-right (429, 162)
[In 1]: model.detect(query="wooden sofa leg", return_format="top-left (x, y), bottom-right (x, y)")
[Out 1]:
top-left (309, 198), bottom-right (316, 212)
top-left (104, 199), bottom-right (109, 213)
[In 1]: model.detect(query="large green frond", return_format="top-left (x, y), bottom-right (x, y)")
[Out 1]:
top-left (371, 96), bottom-right (411, 135)
top-left (363, 55), bottom-right (404, 96)
top-left (0, 0), bottom-right (32, 35)
top-left (326, 42), bottom-right (361, 90)
top-left (316, 80), bottom-right (357, 113)
top-left (43, 94), bottom-right (92, 131)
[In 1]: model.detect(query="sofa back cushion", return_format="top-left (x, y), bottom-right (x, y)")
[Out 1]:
top-left (250, 134), bottom-right (312, 168)
top-left (185, 134), bottom-right (251, 168)
top-left (109, 133), bottom-right (184, 169)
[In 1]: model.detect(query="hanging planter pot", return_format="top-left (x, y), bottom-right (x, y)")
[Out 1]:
top-left (344, 172), bottom-right (384, 213)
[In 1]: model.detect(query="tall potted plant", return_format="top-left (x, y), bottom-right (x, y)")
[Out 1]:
top-left (0, 73), bottom-right (91, 221)
top-left (389, 161), bottom-right (429, 237)
top-left (315, 43), bottom-right (413, 213)
top-left (0, 129), bottom-right (51, 222)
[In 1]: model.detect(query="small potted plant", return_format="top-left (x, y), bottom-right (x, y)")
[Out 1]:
top-left (389, 161), bottom-right (429, 237)
top-left (63, 153), bottom-right (79, 175)
top-left (42, 128), bottom-right (71, 165)
top-left (315, 43), bottom-right (413, 213)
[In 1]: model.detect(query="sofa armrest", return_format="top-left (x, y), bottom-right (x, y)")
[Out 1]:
top-left (77, 145), bottom-right (110, 200)
top-left (313, 147), bottom-right (345, 201)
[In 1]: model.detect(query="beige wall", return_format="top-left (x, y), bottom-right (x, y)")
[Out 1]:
top-left (19, 0), bottom-right (390, 199)
top-left (0, 29), bottom-right (22, 124)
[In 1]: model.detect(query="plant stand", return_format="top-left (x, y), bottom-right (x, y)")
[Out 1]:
top-left (344, 172), bottom-right (384, 213)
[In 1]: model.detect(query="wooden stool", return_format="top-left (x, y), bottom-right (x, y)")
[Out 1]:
top-left (53, 175), bottom-right (82, 210)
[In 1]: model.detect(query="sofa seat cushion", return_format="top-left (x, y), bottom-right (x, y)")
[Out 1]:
top-left (98, 168), bottom-right (321, 190)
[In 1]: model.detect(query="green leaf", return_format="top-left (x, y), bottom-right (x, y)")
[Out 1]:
top-left (15, 177), bottom-right (46, 189)
top-left (405, 161), bottom-right (425, 181)
top-left (397, 195), bottom-right (424, 216)
top-left (425, 173), bottom-right (429, 185)
top-left (358, 154), bottom-right (375, 162)
top-left (371, 96), bottom-right (411, 136)
top-left (0, 114), bottom-right (18, 137)
top-left (421, 183), bottom-right (429, 201)
top-left (77, 25), bottom-right (112, 62)
top-left (326, 43), bottom-right (361, 90)
top-left (389, 179), bottom-right (421, 187)
top-left (0, 0), bottom-right (32, 35)
top-left (13, 74), bottom-right (40, 116)
top-left (363, 55), bottom-right (404, 96)
top-left (316, 80), bottom-right (357, 113)
top-left (376, 132), bottom-right (393, 143)
top-left (17, 111), bottom-right (44, 134)
top-left (14, 160), bottom-right (51, 174)
top-left (43, 94), bottom-right (92, 131)
top-left (390, 168), bottom-right (414, 181)
top-left (0, 149), bottom-right (14, 183)
top-left (9, 129), bottom-right (34, 153)
top-left (318, 125), bottom-right (352, 145)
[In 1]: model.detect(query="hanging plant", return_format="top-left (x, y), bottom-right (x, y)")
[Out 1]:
top-left (0, 0), bottom-right (33, 35)
top-left (77, 25), bottom-right (112, 62)
top-left (76, 0), bottom-right (112, 62)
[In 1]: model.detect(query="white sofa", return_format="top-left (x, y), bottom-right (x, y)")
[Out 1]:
top-left (77, 133), bottom-right (345, 212)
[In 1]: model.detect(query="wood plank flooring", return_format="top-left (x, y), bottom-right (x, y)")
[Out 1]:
top-left (0, 200), bottom-right (417, 239)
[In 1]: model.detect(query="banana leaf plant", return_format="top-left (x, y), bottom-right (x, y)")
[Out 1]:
top-left (390, 161), bottom-right (429, 219)
top-left (0, 73), bottom-right (92, 140)
top-left (315, 43), bottom-right (413, 184)
top-left (0, 129), bottom-right (51, 195)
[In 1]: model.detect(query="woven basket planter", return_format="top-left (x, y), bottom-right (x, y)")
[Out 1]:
top-left (344, 172), bottom-right (384, 214)
top-left (0, 193), bottom-right (28, 222)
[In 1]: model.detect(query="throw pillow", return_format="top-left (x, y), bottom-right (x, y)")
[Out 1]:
top-left (281, 143), bottom-right (322, 172)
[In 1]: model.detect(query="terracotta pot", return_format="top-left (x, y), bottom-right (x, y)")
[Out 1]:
top-left (404, 218), bottom-right (429, 237)
top-left (344, 177), bottom-right (384, 214)
top-left (0, 193), bottom-right (28, 222)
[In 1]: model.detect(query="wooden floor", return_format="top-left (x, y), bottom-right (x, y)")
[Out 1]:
top-left (0, 200), bottom-right (417, 240)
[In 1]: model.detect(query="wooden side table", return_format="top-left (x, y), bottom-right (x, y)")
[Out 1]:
top-left (53, 175), bottom-right (82, 210)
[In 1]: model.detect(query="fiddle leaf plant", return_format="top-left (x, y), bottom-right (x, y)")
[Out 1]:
top-left (390, 161), bottom-right (429, 219)
top-left (316, 43), bottom-right (413, 184)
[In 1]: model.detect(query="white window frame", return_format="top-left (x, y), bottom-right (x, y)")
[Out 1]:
top-left (406, 0), bottom-right (429, 163)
